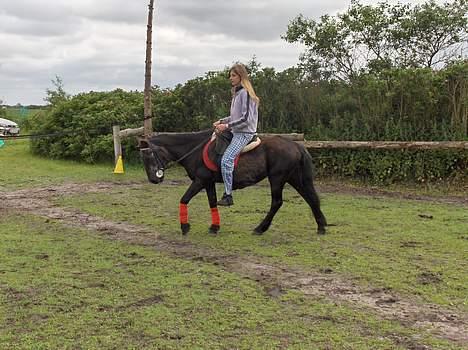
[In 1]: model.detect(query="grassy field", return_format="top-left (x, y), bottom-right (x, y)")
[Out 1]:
top-left (0, 139), bottom-right (144, 189)
top-left (56, 182), bottom-right (468, 309)
top-left (2, 213), bottom-right (448, 350)
top-left (0, 139), bottom-right (467, 349)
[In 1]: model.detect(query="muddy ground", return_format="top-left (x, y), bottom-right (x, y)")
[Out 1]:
top-left (1, 181), bottom-right (467, 347)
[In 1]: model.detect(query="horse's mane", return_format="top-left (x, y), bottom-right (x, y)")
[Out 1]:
top-left (149, 129), bottom-right (212, 146)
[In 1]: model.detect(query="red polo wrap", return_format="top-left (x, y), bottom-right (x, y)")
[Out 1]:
top-left (179, 203), bottom-right (188, 224)
top-left (210, 208), bottom-right (220, 226)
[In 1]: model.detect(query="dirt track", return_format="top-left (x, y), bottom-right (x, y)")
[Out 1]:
top-left (1, 181), bottom-right (467, 347)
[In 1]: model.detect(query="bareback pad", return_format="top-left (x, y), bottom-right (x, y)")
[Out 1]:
top-left (202, 131), bottom-right (261, 172)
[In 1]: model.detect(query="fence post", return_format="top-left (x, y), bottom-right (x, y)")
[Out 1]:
top-left (113, 125), bottom-right (122, 164)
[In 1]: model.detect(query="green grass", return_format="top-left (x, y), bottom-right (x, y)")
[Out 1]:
top-left (56, 181), bottom-right (468, 310)
top-left (0, 214), bottom-right (459, 350)
top-left (1, 135), bottom-right (467, 348)
top-left (0, 139), bottom-right (146, 189)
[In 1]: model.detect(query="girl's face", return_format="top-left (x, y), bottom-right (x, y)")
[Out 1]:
top-left (229, 70), bottom-right (241, 86)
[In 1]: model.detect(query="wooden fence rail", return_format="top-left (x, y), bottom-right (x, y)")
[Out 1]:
top-left (117, 127), bottom-right (305, 141)
top-left (302, 141), bottom-right (468, 150)
top-left (112, 125), bottom-right (467, 165)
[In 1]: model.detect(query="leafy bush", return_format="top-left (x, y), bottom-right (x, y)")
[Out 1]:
top-left (28, 89), bottom-right (143, 163)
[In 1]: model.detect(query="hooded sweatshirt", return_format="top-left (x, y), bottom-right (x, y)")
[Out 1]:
top-left (220, 86), bottom-right (258, 134)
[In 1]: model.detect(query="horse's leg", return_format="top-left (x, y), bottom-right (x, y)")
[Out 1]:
top-left (179, 180), bottom-right (204, 235)
top-left (253, 177), bottom-right (285, 235)
top-left (288, 175), bottom-right (327, 235)
top-left (205, 182), bottom-right (220, 234)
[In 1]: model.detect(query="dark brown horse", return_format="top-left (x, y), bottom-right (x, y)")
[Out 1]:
top-left (139, 129), bottom-right (327, 235)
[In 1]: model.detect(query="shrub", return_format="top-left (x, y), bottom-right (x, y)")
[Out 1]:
top-left (28, 89), bottom-right (143, 163)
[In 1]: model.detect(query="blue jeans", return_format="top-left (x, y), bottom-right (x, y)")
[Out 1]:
top-left (221, 133), bottom-right (253, 195)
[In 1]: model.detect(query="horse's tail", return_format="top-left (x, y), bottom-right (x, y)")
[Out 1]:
top-left (298, 145), bottom-right (315, 187)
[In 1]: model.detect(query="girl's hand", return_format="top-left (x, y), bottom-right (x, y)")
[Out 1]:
top-left (215, 123), bottom-right (228, 133)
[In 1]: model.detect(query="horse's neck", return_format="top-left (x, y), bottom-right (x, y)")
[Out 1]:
top-left (161, 132), bottom-right (210, 160)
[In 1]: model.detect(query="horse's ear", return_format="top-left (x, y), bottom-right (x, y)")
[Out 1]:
top-left (138, 137), bottom-right (150, 149)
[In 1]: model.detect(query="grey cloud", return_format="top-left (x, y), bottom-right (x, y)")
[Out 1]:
top-left (0, 14), bottom-right (82, 37)
top-left (0, 0), bottom-right (336, 41)
top-left (157, 0), bottom-right (338, 41)
top-left (0, 0), bottom-right (362, 105)
top-left (1, 0), bottom-right (71, 22)
top-left (71, 1), bottom-right (146, 25)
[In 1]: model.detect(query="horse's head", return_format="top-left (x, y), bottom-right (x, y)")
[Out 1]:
top-left (138, 137), bottom-right (170, 184)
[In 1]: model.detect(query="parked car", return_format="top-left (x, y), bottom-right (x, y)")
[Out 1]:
top-left (0, 117), bottom-right (20, 136)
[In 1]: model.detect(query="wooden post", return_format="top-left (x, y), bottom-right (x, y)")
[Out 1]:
top-left (143, 0), bottom-right (155, 136)
top-left (113, 125), bottom-right (122, 164)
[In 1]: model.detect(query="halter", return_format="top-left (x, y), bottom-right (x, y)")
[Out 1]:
top-left (140, 130), bottom-right (213, 175)
top-left (140, 146), bottom-right (166, 178)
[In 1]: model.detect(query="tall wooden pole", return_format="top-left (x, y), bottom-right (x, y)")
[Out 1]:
top-left (143, 0), bottom-right (155, 135)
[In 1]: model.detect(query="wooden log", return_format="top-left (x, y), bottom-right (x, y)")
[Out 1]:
top-left (258, 133), bottom-right (304, 141)
top-left (119, 130), bottom-right (304, 141)
top-left (302, 141), bottom-right (468, 150)
top-left (119, 127), bottom-right (145, 138)
top-left (116, 128), bottom-right (466, 150)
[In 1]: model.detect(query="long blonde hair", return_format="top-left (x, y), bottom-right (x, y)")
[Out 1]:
top-left (230, 63), bottom-right (260, 105)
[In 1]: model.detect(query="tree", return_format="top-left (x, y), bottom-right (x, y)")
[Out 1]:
top-left (398, 0), bottom-right (467, 68)
top-left (284, 0), bottom-right (468, 80)
top-left (44, 75), bottom-right (69, 106)
top-left (443, 60), bottom-right (468, 137)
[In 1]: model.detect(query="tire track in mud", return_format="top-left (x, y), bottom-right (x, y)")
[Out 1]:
top-left (1, 182), bottom-right (467, 347)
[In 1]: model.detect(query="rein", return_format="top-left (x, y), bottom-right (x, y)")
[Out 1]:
top-left (167, 134), bottom-right (212, 168)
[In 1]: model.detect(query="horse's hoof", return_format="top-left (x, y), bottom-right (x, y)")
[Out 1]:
top-left (209, 225), bottom-right (220, 235)
top-left (252, 227), bottom-right (264, 235)
top-left (317, 227), bottom-right (326, 235)
top-left (181, 223), bottom-right (190, 235)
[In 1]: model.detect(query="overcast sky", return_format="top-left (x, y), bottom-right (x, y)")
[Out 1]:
top-left (0, 0), bottom-right (435, 105)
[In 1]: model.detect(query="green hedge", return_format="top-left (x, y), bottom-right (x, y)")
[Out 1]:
top-left (309, 149), bottom-right (467, 185)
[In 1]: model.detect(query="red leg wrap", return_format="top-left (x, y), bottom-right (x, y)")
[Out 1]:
top-left (179, 203), bottom-right (188, 224)
top-left (210, 208), bottom-right (220, 226)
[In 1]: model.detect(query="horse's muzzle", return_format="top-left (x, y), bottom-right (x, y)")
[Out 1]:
top-left (146, 169), bottom-right (164, 184)
top-left (140, 148), bottom-right (165, 184)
